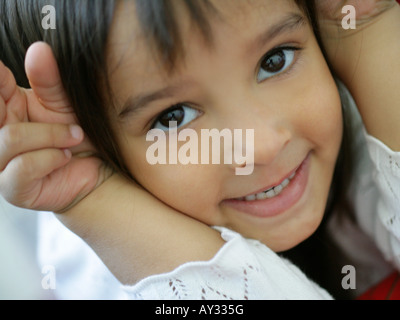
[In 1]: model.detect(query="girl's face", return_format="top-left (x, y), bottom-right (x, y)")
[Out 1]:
top-left (107, 0), bottom-right (343, 252)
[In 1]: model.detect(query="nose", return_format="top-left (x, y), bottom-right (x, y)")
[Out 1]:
top-left (252, 119), bottom-right (291, 166)
top-left (226, 102), bottom-right (292, 173)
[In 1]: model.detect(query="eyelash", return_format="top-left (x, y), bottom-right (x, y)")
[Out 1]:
top-left (150, 45), bottom-right (303, 131)
top-left (151, 104), bottom-right (201, 131)
top-left (257, 45), bottom-right (303, 82)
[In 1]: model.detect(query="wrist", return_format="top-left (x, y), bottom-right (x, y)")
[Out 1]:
top-left (55, 173), bottom-right (224, 285)
top-left (323, 4), bottom-right (400, 151)
top-left (55, 161), bottom-right (115, 214)
top-left (320, 4), bottom-right (399, 80)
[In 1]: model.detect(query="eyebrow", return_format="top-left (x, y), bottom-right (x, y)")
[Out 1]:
top-left (118, 84), bottom-right (183, 119)
top-left (250, 13), bottom-right (307, 55)
top-left (118, 12), bottom-right (307, 119)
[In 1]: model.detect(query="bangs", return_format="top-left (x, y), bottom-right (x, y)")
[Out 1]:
top-left (134, 0), bottom-right (318, 71)
top-left (135, 0), bottom-right (217, 69)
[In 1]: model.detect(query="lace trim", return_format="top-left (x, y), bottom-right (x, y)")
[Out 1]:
top-left (364, 131), bottom-right (400, 267)
top-left (122, 228), bottom-right (332, 300)
top-left (365, 132), bottom-right (400, 239)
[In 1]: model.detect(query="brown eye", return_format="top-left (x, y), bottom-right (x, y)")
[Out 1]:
top-left (257, 47), bottom-right (299, 82)
top-left (159, 106), bottom-right (185, 128)
top-left (261, 50), bottom-right (286, 73)
top-left (153, 105), bottom-right (201, 131)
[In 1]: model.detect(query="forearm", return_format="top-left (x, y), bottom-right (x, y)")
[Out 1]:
top-left (322, 5), bottom-right (400, 151)
top-left (57, 174), bottom-right (224, 285)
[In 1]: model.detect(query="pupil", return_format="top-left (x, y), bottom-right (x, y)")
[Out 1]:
top-left (160, 107), bottom-right (184, 127)
top-left (262, 51), bottom-right (285, 73)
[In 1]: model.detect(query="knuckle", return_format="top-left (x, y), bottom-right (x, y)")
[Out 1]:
top-left (10, 153), bottom-right (36, 178)
top-left (0, 124), bottom-right (23, 150)
top-left (49, 124), bottom-right (66, 146)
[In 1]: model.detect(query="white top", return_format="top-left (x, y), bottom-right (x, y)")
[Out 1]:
top-left (35, 86), bottom-right (400, 300)
top-left (122, 227), bottom-right (333, 300)
top-left (361, 133), bottom-right (400, 269)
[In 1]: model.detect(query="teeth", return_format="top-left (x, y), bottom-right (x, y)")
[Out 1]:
top-left (245, 194), bottom-right (256, 201)
top-left (242, 171), bottom-right (296, 202)
top-left (265, 189), bottom-right (275, 199)
top-left (281, 178), bottom-right (290, 188)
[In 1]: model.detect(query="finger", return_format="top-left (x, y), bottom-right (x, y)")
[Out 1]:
top-left (25, 42), bottom-right (72, 113)
top-left (0, 148), bottom-right (72, 206)
top-left (0, 60), bottom-right (25, 125)
top-left (0, 122), bottom-right (84, 170)
top-left (0, 60), bottom-right (17, 103)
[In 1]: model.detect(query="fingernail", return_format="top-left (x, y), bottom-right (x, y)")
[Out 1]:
top-left (69, 125), bottom-right (83, 140)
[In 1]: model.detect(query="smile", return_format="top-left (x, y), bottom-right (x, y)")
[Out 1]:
top-left (223, 153), bottom-right (311, 218)
top-left (237, 171), bottom-right (297, 201)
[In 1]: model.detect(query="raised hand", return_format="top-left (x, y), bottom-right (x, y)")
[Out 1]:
top-left (317, 0), bottom-right (396, 22)
top-left (316, 0), bottom-right (397, 35)
top-left (0, 42), bottom-right (111, 213)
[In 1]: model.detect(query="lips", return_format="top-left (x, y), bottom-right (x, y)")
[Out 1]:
top-left (237, 169), bottom-right (298, 201)
top-left (223, 153), bottom-right (310, 218)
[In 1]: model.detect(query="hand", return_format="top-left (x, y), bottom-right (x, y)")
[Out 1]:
top-left (317, 0), bottom-right (397, 24)
top-left (0, 42), bottom-right (112, 213)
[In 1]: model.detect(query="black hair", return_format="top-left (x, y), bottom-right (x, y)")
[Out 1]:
top-left (0, 0), bottom-right (354, 299)
top-left (0, 0), bottom-right (326, 178)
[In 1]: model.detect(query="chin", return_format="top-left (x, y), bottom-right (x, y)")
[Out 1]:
top-left (263, 207), bottom-right (326, 253)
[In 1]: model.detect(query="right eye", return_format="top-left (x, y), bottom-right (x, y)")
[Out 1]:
top-left (152, 104), bottom-right (201, 131)
top-left (257, 46), bottom-right (300, 82)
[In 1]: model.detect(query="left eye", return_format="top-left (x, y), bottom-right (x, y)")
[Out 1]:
top-left (153, 104), bottom-right (200, 131)
top-left (257, 47), bottom-right (298, 82)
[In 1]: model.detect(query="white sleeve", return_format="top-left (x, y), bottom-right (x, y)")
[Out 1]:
top-left (122, 227), bottom-right (333, 300)
top-left (363, 132), bottom-right (400, 270)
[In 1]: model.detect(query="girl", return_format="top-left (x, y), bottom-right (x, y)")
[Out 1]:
top-left (0, 0), bottom-right (399, 299)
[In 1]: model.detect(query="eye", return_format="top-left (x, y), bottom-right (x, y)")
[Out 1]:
top-left (153, 104), bottom-right (201, 131)
top-left (257, 46), bottom-right (300, 82)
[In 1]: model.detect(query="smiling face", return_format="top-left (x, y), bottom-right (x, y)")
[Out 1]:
top-left (106, 0), bottom-right (343, 252)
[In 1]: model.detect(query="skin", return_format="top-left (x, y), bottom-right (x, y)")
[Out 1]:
top-left (1, 1), bottom-right (398, 285)
top-left (106, 0), bottom-right (343, 252)
top-left (318, 1), bottom-right (400, 151)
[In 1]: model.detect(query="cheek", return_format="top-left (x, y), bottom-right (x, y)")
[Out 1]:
top-left (303, 81), bottom-right (342, 148)
top-left (122, 142), bottom-right (219, 222)
top-left (289, 52), bottom-right (343, 154)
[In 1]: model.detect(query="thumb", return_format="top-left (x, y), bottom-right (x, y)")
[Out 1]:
top-left (24, 42), bottom-right (96, 153)
top-left (25, 41), bottom-right (73, 116)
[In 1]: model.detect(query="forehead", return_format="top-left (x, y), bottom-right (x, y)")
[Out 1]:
top-left (107, 0), bottom-right (303, 66)
top-left (107, 0), bottom-right (305, 109)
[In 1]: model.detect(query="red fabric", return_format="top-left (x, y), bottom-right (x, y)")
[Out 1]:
top-left (358, 272), bottom-right (400, 300)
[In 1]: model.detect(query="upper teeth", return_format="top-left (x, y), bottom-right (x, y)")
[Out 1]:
top-left (241, 171), bottom-right (296, 201)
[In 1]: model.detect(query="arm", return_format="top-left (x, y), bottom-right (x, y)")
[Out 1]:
top-left (0, 42), bottom-right (223, 285)
top-left (318, 2), bottom-right (400, 270)
top-left (320, 2), bottom-right (400, 150)
top-left (58, 174), bottom-right (224, 285)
